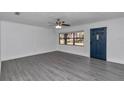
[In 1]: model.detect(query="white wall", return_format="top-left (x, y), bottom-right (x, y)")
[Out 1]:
top-left (1, 18), bottom-right (124, 65)
top-left (1, 21), bottom-right (56, 61)
top-left (57, 17), bottom-right (124, 64)
top-left (0, 21), bottom-right (1, 73)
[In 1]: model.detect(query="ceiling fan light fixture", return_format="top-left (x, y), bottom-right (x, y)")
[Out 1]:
top-left (55, 25), bottom-right (62, 29)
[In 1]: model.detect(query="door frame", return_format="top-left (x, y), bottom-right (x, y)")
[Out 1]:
top-left (90, 27), bottom-right (107, 61)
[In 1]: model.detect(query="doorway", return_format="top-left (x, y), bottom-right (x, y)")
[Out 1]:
top-left (90, 27), bottom-right (107, 60)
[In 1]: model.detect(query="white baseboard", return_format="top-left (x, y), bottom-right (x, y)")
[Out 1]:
top-left (57, 50), bottom-right (89, 57)
top-left (1, 50), bottom-right (56, 61)
top-left (107, 58), bottom-right (124, 65)
top-left (58, 50), bottom-right (124, 65)
top-left (2, 50), bottom-right (124, 65)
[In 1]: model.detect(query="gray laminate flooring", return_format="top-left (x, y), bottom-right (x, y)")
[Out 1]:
top-left (1, 51), bottom-right (124, 81)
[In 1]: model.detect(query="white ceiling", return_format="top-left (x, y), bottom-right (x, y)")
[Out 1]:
top-left (0, 12), bottom-right (124, 29)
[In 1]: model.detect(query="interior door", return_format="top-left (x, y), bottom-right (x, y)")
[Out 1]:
top-left (90, 27), bottom-right (107, 60)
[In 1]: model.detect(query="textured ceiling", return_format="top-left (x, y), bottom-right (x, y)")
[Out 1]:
top-left (0, 12), bottom-right (124, 29)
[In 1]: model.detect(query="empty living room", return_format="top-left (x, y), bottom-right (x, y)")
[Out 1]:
top-left (0, 12), bottom-right (124, 81)
top-left (1, 0), bottom-right (124, 93)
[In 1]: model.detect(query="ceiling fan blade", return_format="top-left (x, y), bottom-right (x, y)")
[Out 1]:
top-left (48, 24), bottom-right (56, 26)
top-left (48, 22), bottom-right (56, 25)
top-left (62, 24), bottom-right (71, 26)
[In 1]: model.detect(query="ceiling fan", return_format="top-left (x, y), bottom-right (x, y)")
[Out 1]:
top-left (48, 19), bottom-right (71, 29)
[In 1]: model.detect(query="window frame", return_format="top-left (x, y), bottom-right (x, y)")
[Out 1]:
top-left (59, 33), bottom-right (65, 45)
top-left (66, 32), bottom-right (74, 45)
top-left (59, 31), bottom-right (84, 47)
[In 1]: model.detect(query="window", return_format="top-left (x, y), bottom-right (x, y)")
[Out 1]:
top-left (67, 33), bottom-right (73, 45)
top-left (74, 32), bottom-right (84, 46)
top-left (59, 31), bottom-right (84, 46)
top-left (59, 33), bottom-right (65, 45)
